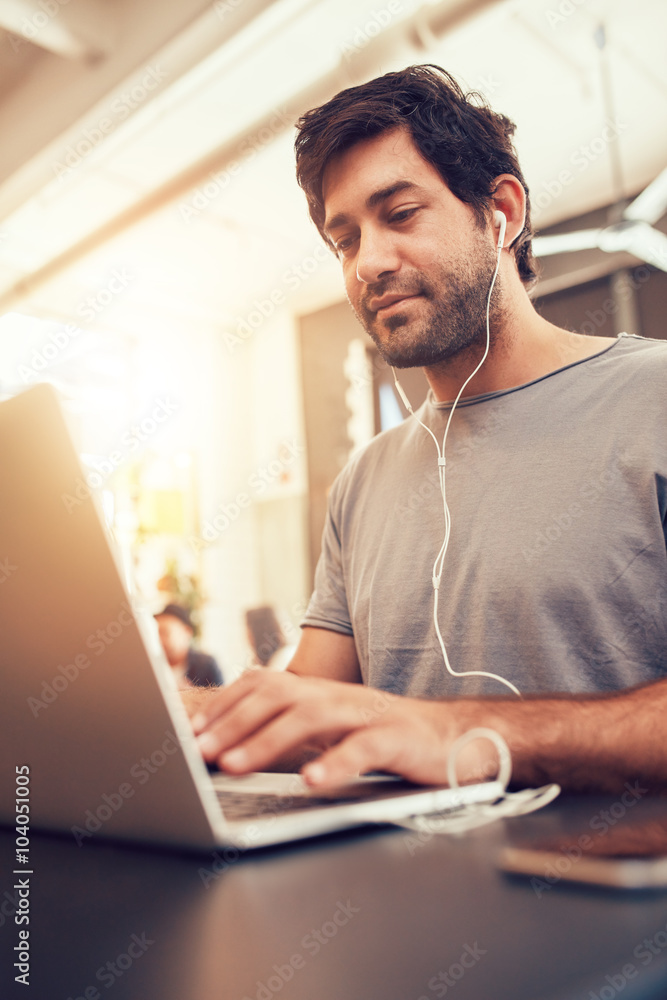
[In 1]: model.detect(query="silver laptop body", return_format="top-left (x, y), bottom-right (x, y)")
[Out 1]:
top-left (0, 384), bottom-right (502, 853)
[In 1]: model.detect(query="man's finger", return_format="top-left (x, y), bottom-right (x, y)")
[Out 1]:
top-left (196, 684), bottom-right (299, 760)
top-left (301, 727), bottom-right (401, 788)
top-left (219, 706), bottom-right (354, 774)
top-left (190, 670), bottom-right (281, 734)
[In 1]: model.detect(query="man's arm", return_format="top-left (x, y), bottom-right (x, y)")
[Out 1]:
top-left (185, 672), bottom-right (667, 794)
top-left (305, 681), bottom-right (667, 794)
top-left (287, 626), bottom-right (362, 682)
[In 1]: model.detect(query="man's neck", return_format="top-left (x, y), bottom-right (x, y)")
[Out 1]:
top-left (423, 282), bottom-right (617, 403)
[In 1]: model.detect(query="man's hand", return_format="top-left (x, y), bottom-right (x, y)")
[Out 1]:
top-left (180, 683), bottom-right (215, 715)
top-left (181, 671), bottom-right (490, 788)
top-left (181, 672), bottom-right (667, 794)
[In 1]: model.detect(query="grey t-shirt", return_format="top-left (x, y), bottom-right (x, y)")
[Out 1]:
top-left (302, 334), bottom-right (667, 697)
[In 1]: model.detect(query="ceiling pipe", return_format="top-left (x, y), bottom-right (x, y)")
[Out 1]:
top-left (0, 0), bottom-right (506, 313)
top-left (0, 0), bottom-right (294, 214)
top-left (0, 0), bottom-right (114, 60)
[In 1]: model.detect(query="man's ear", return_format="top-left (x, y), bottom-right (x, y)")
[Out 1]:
top-left (489, 174), bottom-right (526, 248)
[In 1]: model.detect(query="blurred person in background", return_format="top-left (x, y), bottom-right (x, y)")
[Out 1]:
top-left (155, 603), bottom-right (223, 688)
top-left (245, 606), bottom-right (296, 672)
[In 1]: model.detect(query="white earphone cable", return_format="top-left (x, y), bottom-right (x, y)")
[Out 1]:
top-left (394, 728), bottom-right (560, 835)
top-left (392, 215), bottom-right (520, 698)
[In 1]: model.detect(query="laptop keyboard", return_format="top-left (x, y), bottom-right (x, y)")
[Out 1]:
top-left (214, 778), bottom-right (468, 822)
top-left (215, 789), bottom-right (365, 821)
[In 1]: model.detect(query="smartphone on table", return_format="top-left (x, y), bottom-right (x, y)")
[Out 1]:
top-left (498, 814), bottom-right (667, 889)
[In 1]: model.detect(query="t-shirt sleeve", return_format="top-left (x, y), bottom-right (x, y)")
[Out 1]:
top-left (301, 476), bottom-right (353, 637)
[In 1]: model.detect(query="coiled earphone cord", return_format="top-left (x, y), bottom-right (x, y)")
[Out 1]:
top-left (394, 728), bottom-right (560, 834)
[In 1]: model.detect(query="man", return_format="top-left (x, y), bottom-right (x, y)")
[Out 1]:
top-left (185, 66), bottom-right (667, 792)
top-left (155, 604), bottom-right (223, 688)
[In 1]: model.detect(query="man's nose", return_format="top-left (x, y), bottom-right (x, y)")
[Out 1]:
top-left (355, 230), bottom-right (400, 284)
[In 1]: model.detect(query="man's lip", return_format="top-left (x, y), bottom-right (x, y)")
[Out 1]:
top-left (370, 293), bottom-right (420, 314)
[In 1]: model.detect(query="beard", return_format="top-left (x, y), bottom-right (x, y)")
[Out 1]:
top-left (350, 235), bottom-right (503, 369)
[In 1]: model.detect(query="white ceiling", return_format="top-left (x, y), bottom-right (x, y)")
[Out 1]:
top-left (0, 0), bottom-right (666, 338)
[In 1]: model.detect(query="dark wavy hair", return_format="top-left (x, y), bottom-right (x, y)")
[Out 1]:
top-left (295, 64), bottom-right (536, 287)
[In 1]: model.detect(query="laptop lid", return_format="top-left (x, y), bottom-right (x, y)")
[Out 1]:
top-left (0, 383), bottom-right (228, 852)
top-left (0, 383), bottom-right (504, 854)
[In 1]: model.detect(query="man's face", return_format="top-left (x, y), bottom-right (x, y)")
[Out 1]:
top-left (322, 128), bottom-right (501, 368)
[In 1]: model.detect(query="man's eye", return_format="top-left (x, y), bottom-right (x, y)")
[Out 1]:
top-left (389, 208), bottom-right (417, 224)
top-left (335, 236), bottom-right (357, 254)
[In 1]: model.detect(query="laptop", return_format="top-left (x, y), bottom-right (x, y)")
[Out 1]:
top-left (0, 383), bottom-right (503, 853)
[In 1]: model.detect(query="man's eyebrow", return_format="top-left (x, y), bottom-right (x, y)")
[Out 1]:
top-left (367, 179), bottom-right (419, 209)
top-left (324, 180), bottom-right (422, 235)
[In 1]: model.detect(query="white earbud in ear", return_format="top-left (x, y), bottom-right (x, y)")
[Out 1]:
top-left (493, 210), bottom-right (507, 250)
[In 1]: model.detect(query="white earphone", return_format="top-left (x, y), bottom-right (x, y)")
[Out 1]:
top-left (392, 208), bottom-right (521, 698)
top-left (493, 209), bottom-right (507, 250)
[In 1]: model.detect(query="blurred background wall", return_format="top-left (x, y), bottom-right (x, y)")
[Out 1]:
top-left (0, 0), bottom-right (665, 678)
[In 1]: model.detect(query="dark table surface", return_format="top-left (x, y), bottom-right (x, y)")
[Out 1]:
top-left (3, 792), bottom-right (667, 1000)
